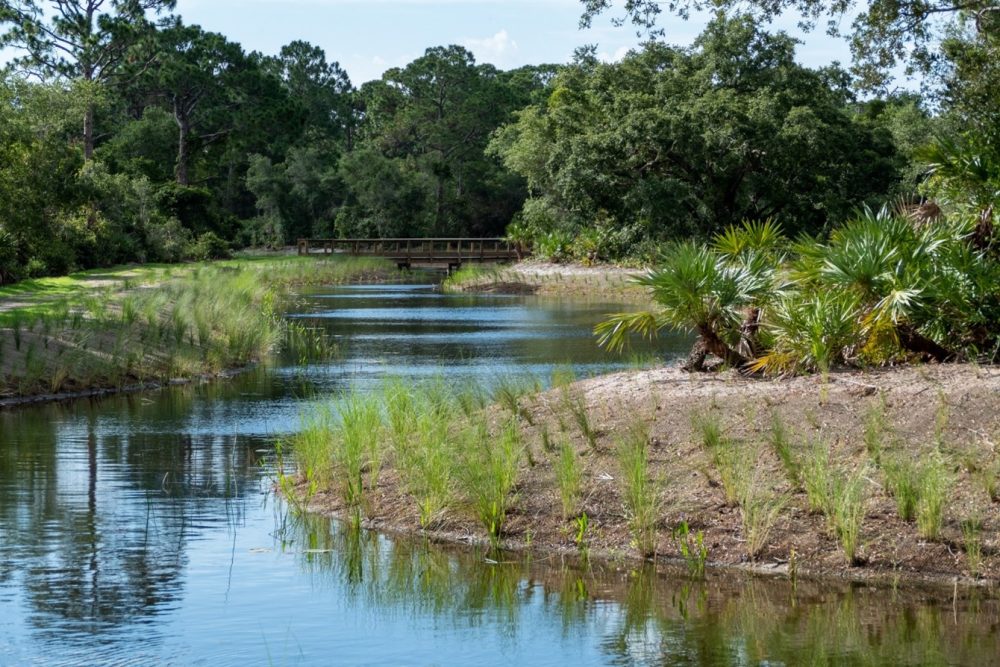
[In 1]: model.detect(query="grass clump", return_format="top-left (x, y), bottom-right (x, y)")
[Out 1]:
top-left (693, 412), bottom-right (742, 505)
top-left (961, 515), bottom-right (983, 578)
top-left (916, 452), bottom-right (952, 541)
top-left (616, 421), bottom-right (663, 557)
top-left (493, 375), bottom-right (537, 424)
top-left (863, 398), bottom-right (890, 465)
top-left (335, 391), bottom-right (386, 517)
top-left (832, 468), bottom-right (869, 565)
top-left (555, 439), bottom-right (584, 520)
top-left (563, 388), bottom-right (598, 450)
top-left (456, 419), bottom-right (523, 549)
top-left (768, 413), bottom-right (800, 489)
top-left (881, 456), bottom-right (921, 521)
top-left (735, 453), bottom-right (789, 561)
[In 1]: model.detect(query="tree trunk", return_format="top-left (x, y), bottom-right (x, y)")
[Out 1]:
top-left (696, 325), bottom-right (749, 369)
top-left (897, 325), bottom-right (952, 362)
top-left (176, 116), bottom-right (190, 186)
top-left (83, 103), bottom-right (95, 160)
top-left (682, 338), bottom-right (708, 372)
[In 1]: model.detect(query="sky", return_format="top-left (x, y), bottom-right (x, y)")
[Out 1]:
top-left (169, 0), bottom-right (858, 85)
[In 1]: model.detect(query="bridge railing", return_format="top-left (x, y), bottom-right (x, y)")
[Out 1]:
top-left (296, 238), bottom-right (526, 261)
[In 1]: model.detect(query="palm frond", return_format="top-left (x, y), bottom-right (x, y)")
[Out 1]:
top-left (594, 311), bottom-right (666, 353)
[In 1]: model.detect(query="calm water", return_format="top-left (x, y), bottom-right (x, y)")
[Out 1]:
top-left (0, 283), bottom-right (997, 665)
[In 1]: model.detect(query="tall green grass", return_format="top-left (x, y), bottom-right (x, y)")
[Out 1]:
top-left (0, 257), bottom-right (385, 398)
top-left (617, 421), bottom-right (663, 557)
top-left (555, 439), bottom-right (584, 520)
top-left (455, 419), bottom-right (523, 549)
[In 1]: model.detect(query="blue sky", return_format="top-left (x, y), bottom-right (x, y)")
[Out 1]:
top-left (172, 0), bottom-right (857, 85)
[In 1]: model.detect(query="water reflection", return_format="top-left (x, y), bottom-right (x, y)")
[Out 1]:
top-left (279, 513), bottom-right (1000, 666)
top-left (2, 283), bottom-right (996, 664)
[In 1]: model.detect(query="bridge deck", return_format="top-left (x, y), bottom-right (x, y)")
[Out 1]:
top-left (297, 238), bottom-right (525, 267)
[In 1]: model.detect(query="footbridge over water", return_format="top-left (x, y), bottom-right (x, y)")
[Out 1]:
top-left (296, 238), bottom-right (527, 271)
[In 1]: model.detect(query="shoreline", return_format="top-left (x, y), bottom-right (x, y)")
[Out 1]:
top-left (444, 260), bottom-right (652, 303)
top-left (0, 256), bottom-right (396, 406)
top-left (295, 362), bottom-right (1000, 591)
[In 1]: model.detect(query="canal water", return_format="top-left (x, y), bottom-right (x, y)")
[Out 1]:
top-left (0, 283), bottom-right (996, 665)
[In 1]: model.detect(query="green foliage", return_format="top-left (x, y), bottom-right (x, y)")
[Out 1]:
top-left (616, 421), bottom-right (663, 557)
top-left (916, 453), bottom-right (952, 541)
top-left (672, 521), bottom-right (708, 579)
top-left (456, 419), bottom-right (524, 549)
top-left (493, 16), bottom-right (901, 250)
top-left (555, 439), bottom-right (584, 520)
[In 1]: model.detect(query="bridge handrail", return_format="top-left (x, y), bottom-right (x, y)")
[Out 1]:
top-left (295, 237), bottom-right (528, 263)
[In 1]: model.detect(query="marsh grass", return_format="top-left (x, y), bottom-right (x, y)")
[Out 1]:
top-left (693, 412), bottom-right (742, 505)
top-left (882, 456), bottom-right (920, 521)
top-left (863, 398), bottom-right (890, 465)
top-left (768, 413), bottom-right (800, 489)
top-left (832, 467), bottom-right (869, 565)
top-left (563, 388), bottom-right (598, 450)
top-left (961, 515), bottom-right (983, 578)
top-left (617, 421), bottom-right (663, 557)
top-left (916, 452), bottom-right (952, 541)
top-left (965, 452), bottom-right (1000, 503)
top-left (456, 419), bottom-right (523, 549)
top-left (493, 375), bottom-right (537, 424)
top-left (0, 257), bottom-right (387, 398)
top-left (801, 438), bottom-right (837, 519)
top-left (735, 448), bottom-right (789, 560)
top-left (337, 391), bottom-right (385, 511)
top-left (555, 439), bottom-right (583, 520)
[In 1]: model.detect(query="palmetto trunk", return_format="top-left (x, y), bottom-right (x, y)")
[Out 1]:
top-left (696, 324), bottom-right (749, 369)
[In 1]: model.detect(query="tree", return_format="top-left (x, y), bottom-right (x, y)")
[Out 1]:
top-left (140, 22), bottom-right (248, 185)
top-left (0, 0), bottom-right (176, 157)
top-left (344, 46), bottom-right (540, 237)
top-left (264, 40), bottom-right (355, 146)
top-left (490, 17), bottom-right (901, 248)
top-left (579, 0), bottom-right (1000, 90)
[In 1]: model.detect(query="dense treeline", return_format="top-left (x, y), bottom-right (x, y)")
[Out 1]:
top-left (0, 2), bottom-right (995, 282)
top-left (0, 2), bottom-right (552, 282)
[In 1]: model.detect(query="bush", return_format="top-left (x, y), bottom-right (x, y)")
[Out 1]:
top-left (189, 232), bottom-right (232, 261)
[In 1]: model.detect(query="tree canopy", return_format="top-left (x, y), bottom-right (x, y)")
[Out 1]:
top-left (580, 0), bottom-right (1000, 89)
top-left (490, 17), bottom-right (902, 259)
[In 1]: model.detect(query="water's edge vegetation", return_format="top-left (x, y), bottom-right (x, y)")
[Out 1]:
top-left (0, 256), bottom-right (394, 404)
top-left (282, 363), bottom-right (1000, 589)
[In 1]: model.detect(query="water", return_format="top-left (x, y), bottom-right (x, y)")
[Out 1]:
top-left (0, 283), bottom-right (997, 665)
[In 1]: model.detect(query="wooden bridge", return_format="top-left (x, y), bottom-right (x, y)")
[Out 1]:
top-left (296, 238), bottom-right (526, 271)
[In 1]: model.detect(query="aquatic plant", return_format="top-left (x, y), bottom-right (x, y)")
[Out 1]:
top-left (455, 418), bottom-right (523, 549)
top-left (555, 439), bottom-right (584, 520)
top-left (916, 452), bottom-right (952, 541)
top-left (768, 413), bottom-right (800, 489)
top-left (616, 421), bottom-right (663, 557)
top-left (672, 521), bottom-right (708, 579)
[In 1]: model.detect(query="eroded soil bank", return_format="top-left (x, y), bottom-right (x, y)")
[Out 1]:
top-left (303, 363), bottom-right (1000, 588)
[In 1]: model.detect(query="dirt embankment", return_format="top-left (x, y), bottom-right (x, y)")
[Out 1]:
top-left (304, 364), bottom-right (1000, 588)
top-left (447, 261), bottom-right (652, 303)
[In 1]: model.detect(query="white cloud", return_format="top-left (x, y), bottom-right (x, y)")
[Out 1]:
top-left (462, 29), bottom-right (519, 66)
